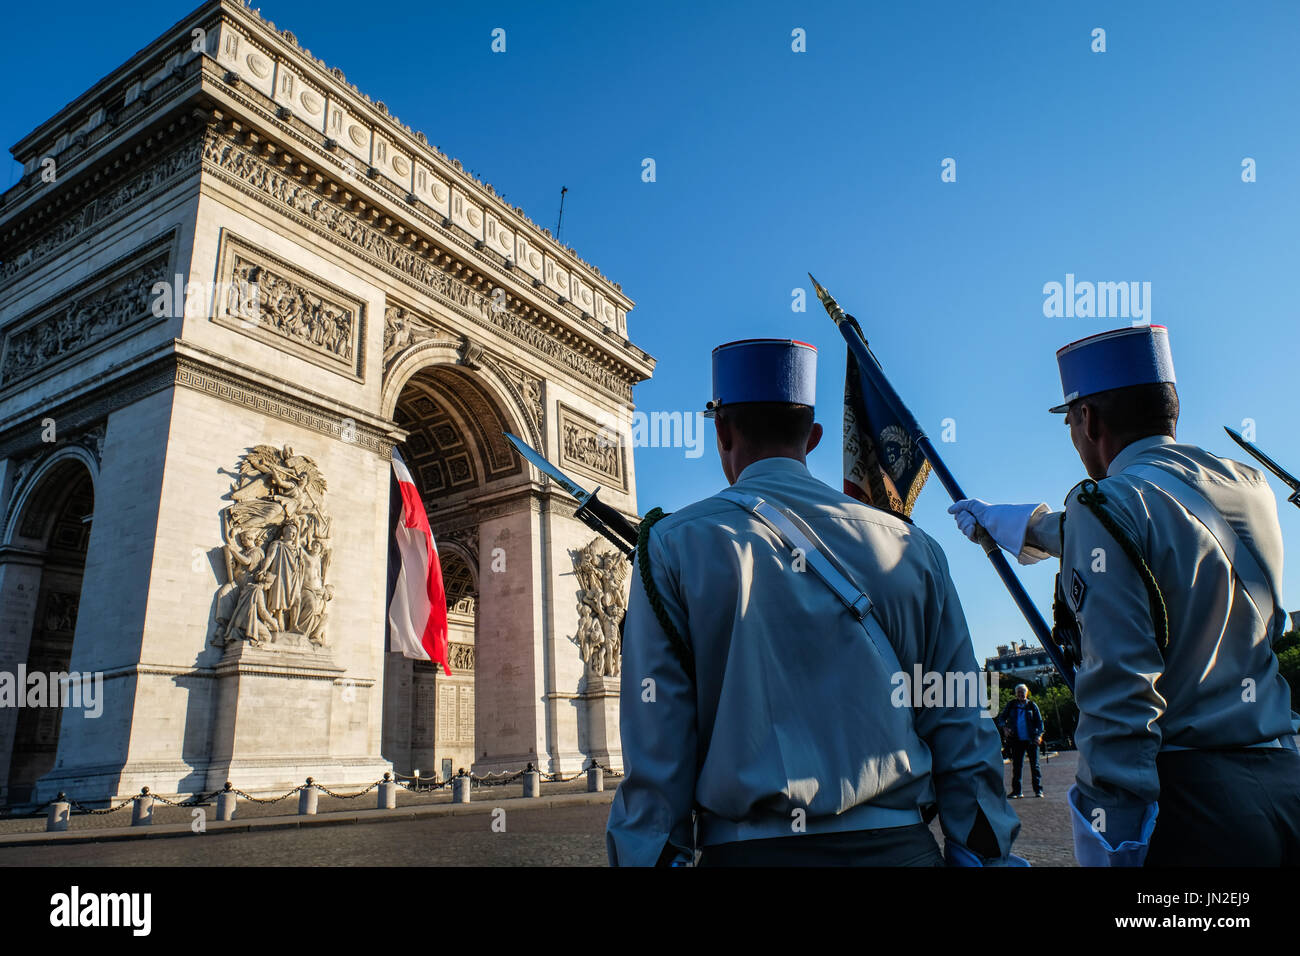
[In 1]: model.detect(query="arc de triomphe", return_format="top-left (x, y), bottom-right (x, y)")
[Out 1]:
top-left (0, 0), bottom-right (653, 805)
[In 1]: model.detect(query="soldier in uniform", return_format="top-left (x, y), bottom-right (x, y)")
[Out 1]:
top-left (949, 325), bottom-right (1300, 866)
top-left (606, 338), bottom-right (1020, 866)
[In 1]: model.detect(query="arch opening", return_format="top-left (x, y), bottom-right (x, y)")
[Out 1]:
top-left (382, 361), bottom-right (528, 782)
top-left (2, 460), bottom-right (94, 805)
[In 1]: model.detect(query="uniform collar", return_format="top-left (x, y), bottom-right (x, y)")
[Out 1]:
top-left (734, 456), bottom-right (810, 483)
top-left (1107, 434), bottom-right (1176, 477)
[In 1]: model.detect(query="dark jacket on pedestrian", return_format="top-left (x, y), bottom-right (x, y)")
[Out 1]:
top-left (997, 699), bottom-right (1044, 741)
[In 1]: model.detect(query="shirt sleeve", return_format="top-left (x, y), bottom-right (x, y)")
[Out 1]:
top-left (605, 527), bottom-right (698, 867)
top-left (1063, 487), bottom-right (1166, 843)
top-left (913, 537), bottom-right (1021, 860)
top-left (1024, 507), bottom-right (1064, 559)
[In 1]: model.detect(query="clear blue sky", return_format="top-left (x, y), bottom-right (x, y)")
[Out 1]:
top-left (6, 1), bottom-right (1298, 661)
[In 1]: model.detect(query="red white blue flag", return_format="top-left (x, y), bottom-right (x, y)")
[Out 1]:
top-left (389, 450), bottom-right (451, 674)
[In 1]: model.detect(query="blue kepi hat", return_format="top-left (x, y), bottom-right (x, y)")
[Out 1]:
top-left (1049, 325), bottom-right (1175, 413)
top-left (706, 338), bottom-right (817, 416)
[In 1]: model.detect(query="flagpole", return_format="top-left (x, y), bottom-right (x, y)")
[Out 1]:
top-left (810, 275), bottom-right (1075, 690)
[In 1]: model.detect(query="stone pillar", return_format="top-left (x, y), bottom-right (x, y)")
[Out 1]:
top-left (452, 772), bottom-right (471, 803)
top-left (204, 641), bottom-right (346, 793)
top-left (378, 774), bottom-right (397, 809)
top-left (298, 780), bottom-right (319, 815)
top-left (586, 764), bottom-right (604, 793)
top-left (46, 797), bottom-right (71, 832)
top-left (579, 675), bottom-right (622, 771)
top-left (216, 788), bottom-right (237, 821)
top-left (29, 396), bottom-right (171, 807)
top-left (523, 766), bottom-right (541, 798)
top-left (132, 790), bottom-right (154, 826)
top-left (473, 498), bottom-right (548, 772)
top-left (0, 551), bottom-right (43, 803)
top-left (541, 501), bottom-right (629, 775)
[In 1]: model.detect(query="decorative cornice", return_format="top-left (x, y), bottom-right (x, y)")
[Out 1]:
top-left (1, 1), bottom-right (650, 359)
top-left (200, 128), bottom-right (638, 400)
top-left (203, 1), bottom-right (634, 308)
top-left (0, 345), bottom-right (397, 463)
top-left (0, 125), bottom-right (203, 287)
top-left (174, 352), bottom-right (392, 455)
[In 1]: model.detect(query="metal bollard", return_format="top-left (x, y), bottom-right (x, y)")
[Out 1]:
top-left (586, 764), bottom-right (604, 793)
top-left (132, 788), bottom-right (154, 826)
top-left (412, 769), bottom-right (420, 792)
top-left (299, 778), bottom-right (318, 815)
top-left (452, 770), bottom-right (471, 804)
top-left (47, 793), bottom-right (70, 832)
top-left (523, 763), bottom-right (541, 798)
top-left (216, 782), bottom-right (237, 821)
top-left (378, 772), bottom-right (397, 809)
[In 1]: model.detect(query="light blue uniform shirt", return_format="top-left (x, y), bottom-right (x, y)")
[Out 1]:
top-left (606, 457), bottom-right (1019, 866)
top-left (1024, 435), bottom-right (1298, 839)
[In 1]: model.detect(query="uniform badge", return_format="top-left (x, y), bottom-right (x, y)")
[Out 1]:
top-left (1070, 568), bottom-right (1087, 612)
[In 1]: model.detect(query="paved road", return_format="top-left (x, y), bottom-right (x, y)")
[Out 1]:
top-left (0, 753), bottom-right (1080, 866)
top-left (0, 803), bottom-right (613, 867)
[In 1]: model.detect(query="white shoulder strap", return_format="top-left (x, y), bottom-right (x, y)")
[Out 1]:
top-left (1126, 464), bottom-right (1277, 632)
top-left (714, 488), bottom-right (904, 676)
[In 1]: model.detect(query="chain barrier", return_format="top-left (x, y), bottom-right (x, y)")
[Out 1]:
top-left (151, 787), bottom-right (227, 808)
top-left (66, 796), bottom-right (136, 816)
top-left (3, 761), bottom-right (625, 821)
top-left (312, 780), bottom-right (383, 800)
top-left (226, 784), bottom-right (307, 805)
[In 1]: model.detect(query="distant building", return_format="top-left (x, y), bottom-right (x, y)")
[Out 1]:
top-left (985, 641), bottom-right (1054, 678)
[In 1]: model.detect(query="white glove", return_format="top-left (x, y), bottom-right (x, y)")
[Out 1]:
top-left (947, 499), bottom-right (1049, 565)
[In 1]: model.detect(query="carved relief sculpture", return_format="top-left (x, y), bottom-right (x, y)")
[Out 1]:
top-left (214, 444), bottom-right (335, 647)
top-left (1, 242), bottom-right (172, 386)
top-left (383, 304), bottom-right (441, 371)
top-left (569, 538), bottom-right (629, 678)
top-left (558, 403), bottom-right (624, 489)
top-left (213, 232), bottom-right (364, 379)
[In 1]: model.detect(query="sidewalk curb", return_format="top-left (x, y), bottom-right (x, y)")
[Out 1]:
top-left (0, 790), bottom-right (617, 849)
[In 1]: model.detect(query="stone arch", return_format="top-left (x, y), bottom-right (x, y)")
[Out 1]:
top-left (390, 363), bottom-right (531, 501)
top-left (0, 452), bottom-right (96, 805)
top-left (382, 339), bottom-right (545, 455)
top-left (381, 351), bottom-right (539, 782)
top-left (3, 444), bottom-right (100, 546)
top-left (438, 540), bottom-right (479, 598)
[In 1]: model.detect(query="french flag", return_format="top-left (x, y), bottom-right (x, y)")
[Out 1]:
top-left (388, 450), bottom-right (451, 674)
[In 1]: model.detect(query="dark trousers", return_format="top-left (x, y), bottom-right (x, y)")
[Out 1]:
top-left (1009, 739), bottom-right (1041, 794)
top-left (696, 822), bottom-right (943, 867)
top-left (1145, 747), bottom-right (1300, 867)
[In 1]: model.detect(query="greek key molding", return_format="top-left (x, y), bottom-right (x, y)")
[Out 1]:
top-left (0, 348), bottom-right (395, 469)
top-left (173, 355), bottom-right (392, 457)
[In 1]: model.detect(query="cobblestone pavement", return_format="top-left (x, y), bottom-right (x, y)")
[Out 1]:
top-left (0, 776), bottom-right (604, 834)
top-left (985, 749), bottom-right (1078, 867)
top-left (0, 754), bottom-right (1080, 866)
top-left (0, 801), bottom-right (615, 867)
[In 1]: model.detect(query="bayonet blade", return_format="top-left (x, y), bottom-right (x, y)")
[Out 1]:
top-left (504, 432), bottom-right (592, 504)
top-left (1224, 427), bottom-right (1300, 492)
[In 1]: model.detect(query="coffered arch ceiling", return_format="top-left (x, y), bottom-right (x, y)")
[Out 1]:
top-left (393, 364), bottom-right (524, 500)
